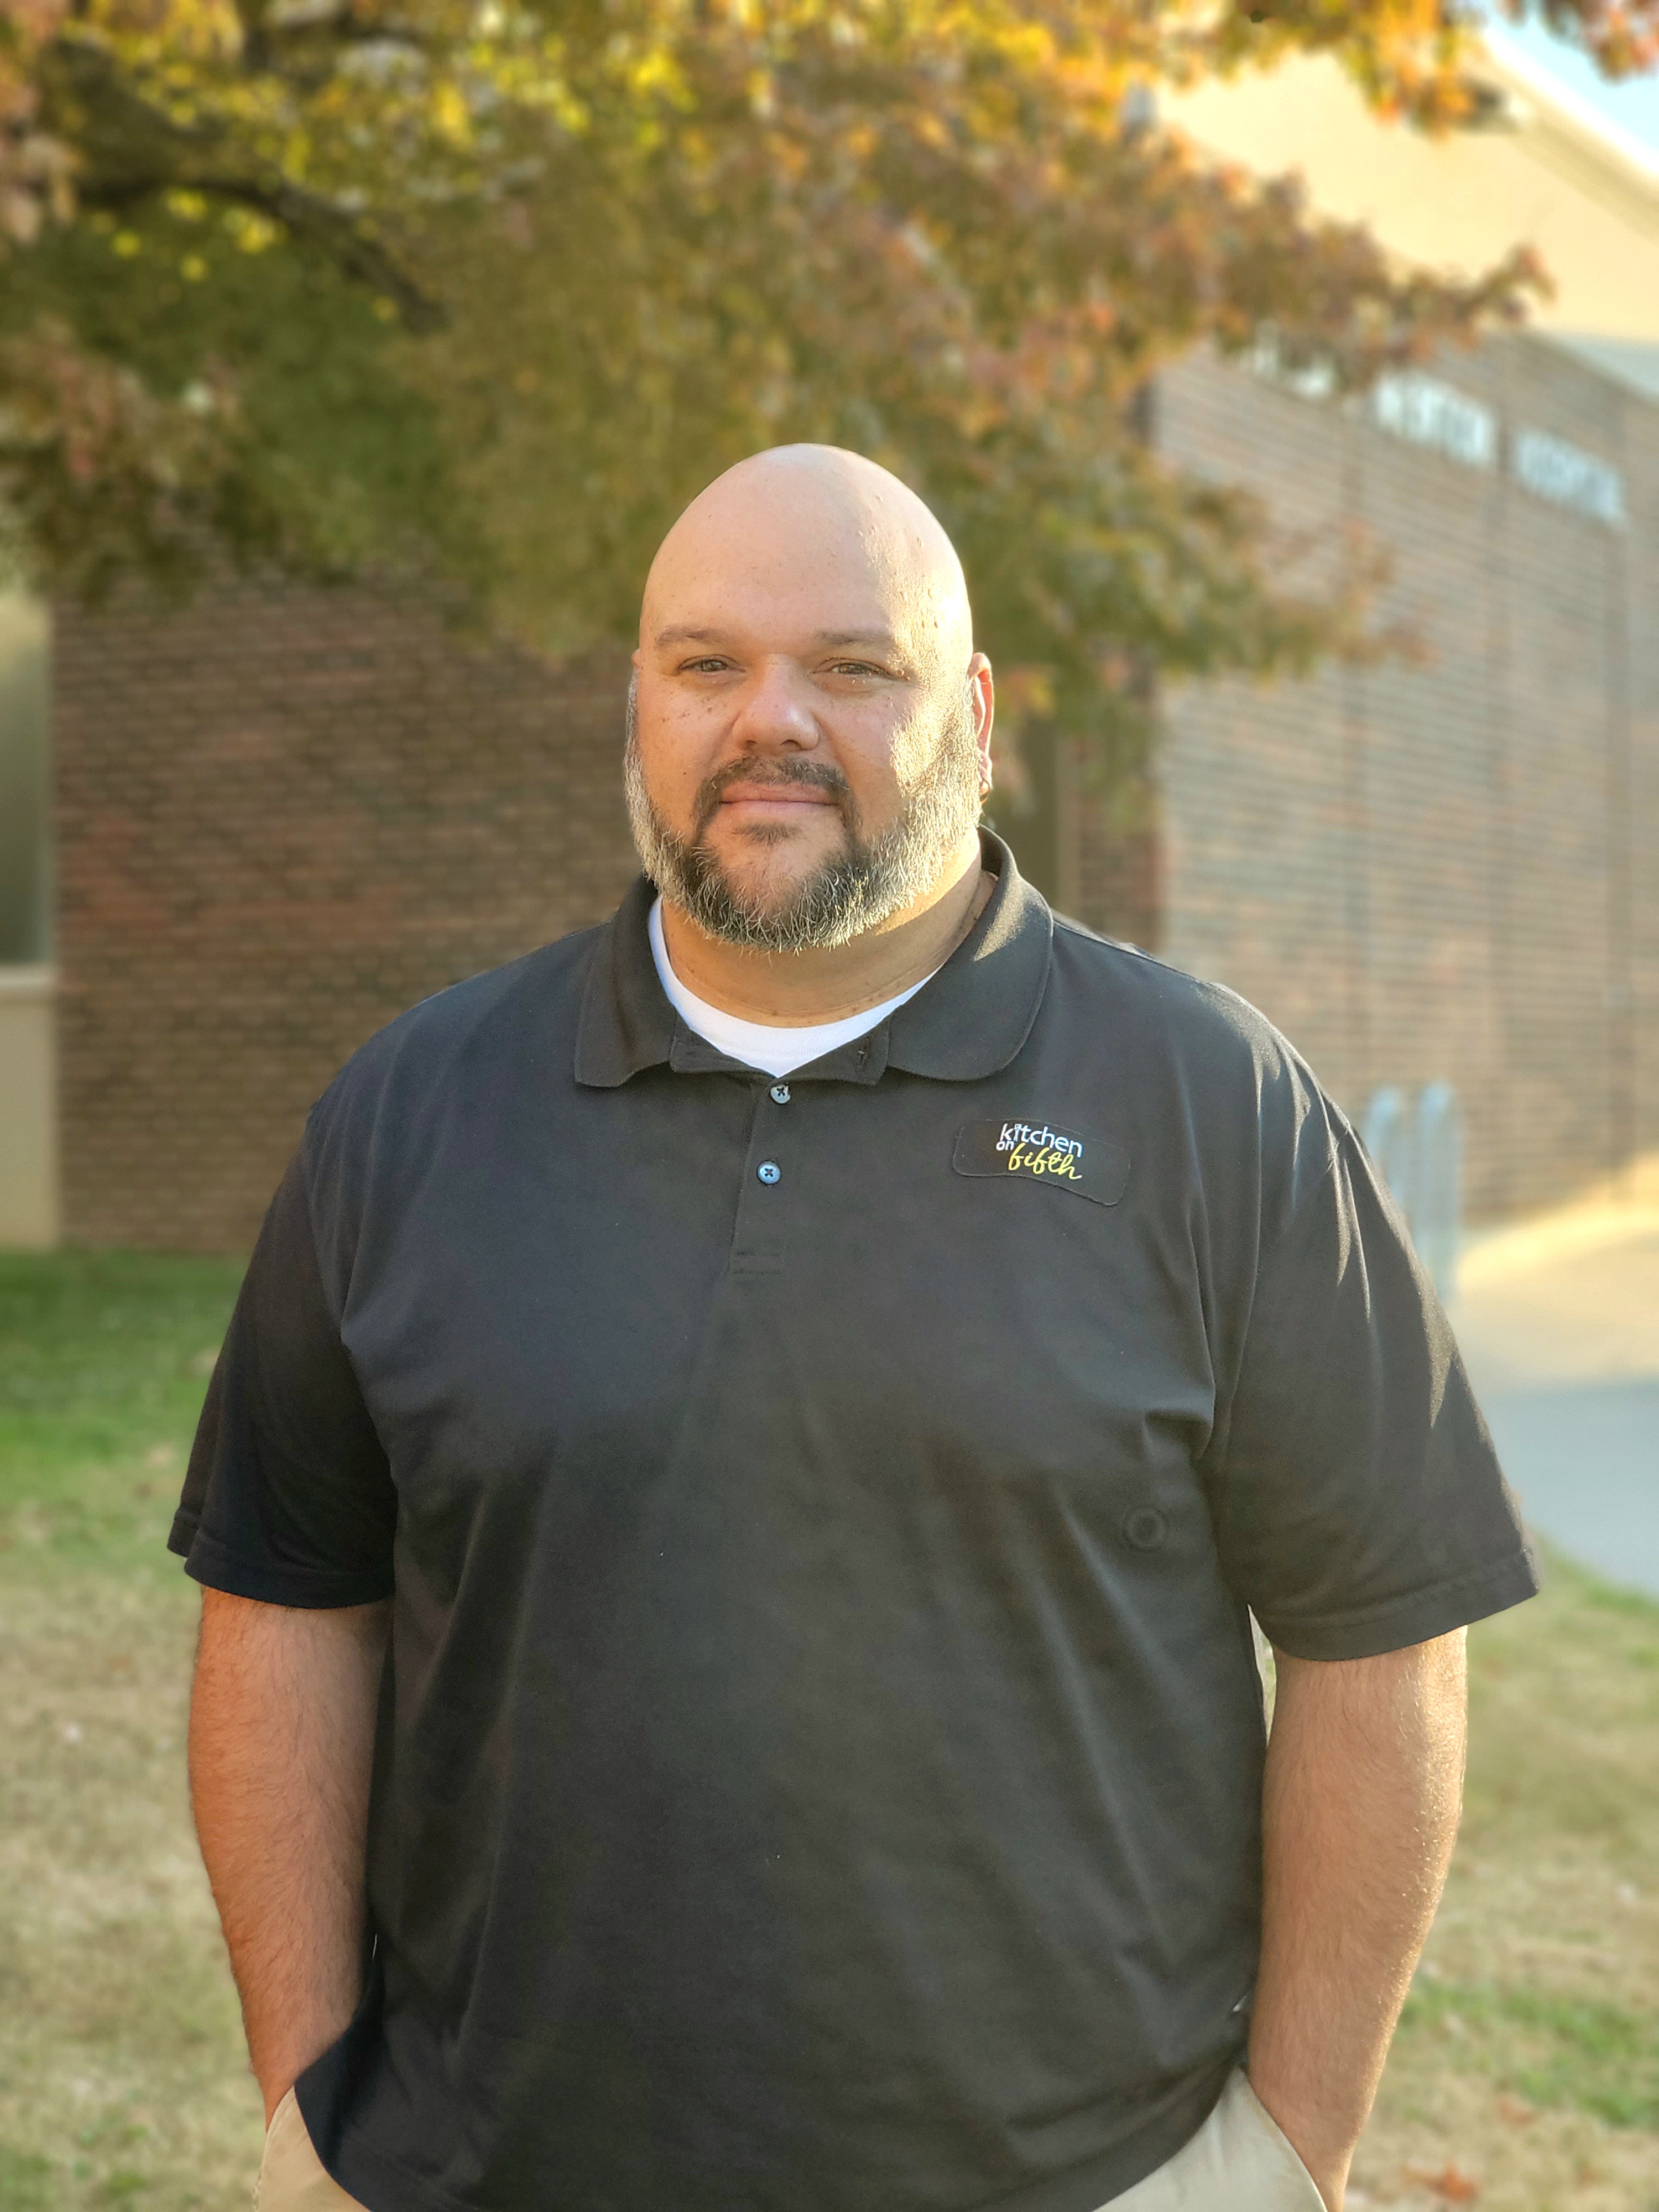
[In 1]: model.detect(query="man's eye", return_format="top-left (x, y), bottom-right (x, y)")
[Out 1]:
top-left (827, 662), bottom-right (883, 677)
top-left (682, 658), bottom-right (732, 674)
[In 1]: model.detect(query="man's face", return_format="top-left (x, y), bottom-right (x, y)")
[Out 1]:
top-left (627, 492), bottom-right (992, 953)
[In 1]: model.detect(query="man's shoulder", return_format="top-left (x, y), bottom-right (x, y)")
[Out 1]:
top-left (309, 919), bottom-right (607, 1135)
top-left (1049, 915), bottom-right (1304, 1083)
top-left (1045, 915), bottom-right (1345, 1211)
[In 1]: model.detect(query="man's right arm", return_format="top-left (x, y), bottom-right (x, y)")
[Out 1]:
top-left (189, 1587), bottom-right (391, 2124)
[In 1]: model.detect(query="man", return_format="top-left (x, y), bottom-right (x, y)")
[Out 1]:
top-left (175, 446), bottom-right (1536, 2212)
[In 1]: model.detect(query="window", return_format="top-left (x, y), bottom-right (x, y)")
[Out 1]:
top-left (0, 594), bottom-right (50, 965)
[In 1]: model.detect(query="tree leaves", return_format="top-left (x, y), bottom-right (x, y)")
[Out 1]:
top-left (0, 0), bottom-right (1631, 768)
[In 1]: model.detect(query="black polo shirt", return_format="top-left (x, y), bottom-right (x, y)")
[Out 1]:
top-left (172, 837), bottom-right (1536, 2212)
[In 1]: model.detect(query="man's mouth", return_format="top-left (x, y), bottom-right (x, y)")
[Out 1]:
top-left (693, 765), bottom-right (853, 842)
top-left (690, 752), bottom-right (858, 836)
top-left (717, 785), bottom-right (838, 810)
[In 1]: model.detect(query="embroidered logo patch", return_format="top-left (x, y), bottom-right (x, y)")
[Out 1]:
top-left (952, 1120), bottom-right (1130, 1206)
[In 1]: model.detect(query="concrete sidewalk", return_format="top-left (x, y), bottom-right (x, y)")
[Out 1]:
top-left (1449, 1199), bottom-right (1659, 1597)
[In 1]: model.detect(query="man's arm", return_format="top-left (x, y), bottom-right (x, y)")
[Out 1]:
top-left (1248, 1629), bottom-right (1467, 2211)
top-left (189, 1587), bottom-right (392, 2123)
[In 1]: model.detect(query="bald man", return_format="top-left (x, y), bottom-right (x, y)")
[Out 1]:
top-left (179, 448), bottom-right (1534, 2212)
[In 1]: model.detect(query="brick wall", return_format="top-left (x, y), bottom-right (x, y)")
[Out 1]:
top-left (55, 579), bottom-right (635, 1253)
top-left (1072, 760), bottom-right (1164, 957)
top-left (1145, 333), bottom-right (1658, 1222)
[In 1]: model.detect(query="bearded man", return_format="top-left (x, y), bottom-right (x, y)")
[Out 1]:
top-left (175, 446), bottom-right (1535, 2212)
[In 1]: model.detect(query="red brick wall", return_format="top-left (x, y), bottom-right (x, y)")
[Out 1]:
top-left (1072, 761), bottom-right (1164, 956)
top-left (55, 578), bottom-right (635, 1253)
top-left (1145, 335), bottom-right (1658, 1222)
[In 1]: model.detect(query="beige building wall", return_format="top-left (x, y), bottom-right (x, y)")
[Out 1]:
top-left (1165, 40), bottom-right (1659, 398)
top-left (0, 967), bottom-right (60, 1249)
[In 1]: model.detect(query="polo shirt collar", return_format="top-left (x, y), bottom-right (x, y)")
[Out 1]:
top-left (573, 831), bottom-right (1052, 1089)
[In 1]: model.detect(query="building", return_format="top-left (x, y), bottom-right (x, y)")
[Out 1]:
top-left (2, 40), bottom-right (1656, 1253)
top-left (1108, 37), bottom-right (1659, 1225)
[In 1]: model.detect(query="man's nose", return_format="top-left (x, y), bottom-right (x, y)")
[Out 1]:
top-left (729, 660), bottom-right (822, 752)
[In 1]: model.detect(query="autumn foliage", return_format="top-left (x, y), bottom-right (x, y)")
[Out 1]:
top-left (1, 0), bottom-right (1651, 750)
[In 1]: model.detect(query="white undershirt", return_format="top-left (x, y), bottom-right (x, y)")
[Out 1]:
top-left (648, 897), bottom-right (937, 1079)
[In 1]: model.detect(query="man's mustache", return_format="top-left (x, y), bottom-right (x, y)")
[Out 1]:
top-left (692, 756), bottom-right (855, 840)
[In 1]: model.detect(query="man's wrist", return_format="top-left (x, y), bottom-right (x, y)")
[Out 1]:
top-left (259, 2075), bottom-right (294, 2129)
top-left (1245, 2066), bottom-right (1350, 2211)
top-left (253, 2012), bottom-right (349, 2127)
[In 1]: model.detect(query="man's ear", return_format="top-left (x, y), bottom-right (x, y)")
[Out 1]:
top-left (968, 653), bottom-right (995, 793)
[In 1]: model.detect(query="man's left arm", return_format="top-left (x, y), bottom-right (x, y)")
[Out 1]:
top-left (1248, 1629), bottom-right (1468, 2211)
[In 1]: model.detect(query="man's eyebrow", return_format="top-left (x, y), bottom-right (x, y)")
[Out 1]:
top-left (652, 624), bottom-right (907, 657)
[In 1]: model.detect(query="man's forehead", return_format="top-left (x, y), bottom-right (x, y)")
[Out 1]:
top-left (644, 549), bottom-right (943, 648)
top-left (644, 551), bottom-right (967, 660)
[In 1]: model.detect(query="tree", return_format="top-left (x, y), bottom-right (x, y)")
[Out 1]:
top-left (1, 0), bottom-right (1652, 764)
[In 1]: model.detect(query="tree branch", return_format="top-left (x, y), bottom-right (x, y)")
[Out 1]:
top-left (43, 34), bottom-right (446, 328)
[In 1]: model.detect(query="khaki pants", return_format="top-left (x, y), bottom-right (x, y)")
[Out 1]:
top-left (256, 2091), bottom-right (368, 2211)
top-left (255, 2068), bottom-right (1325, 2211)
top-left (1105, 2070), bottom-right (1326, 2209)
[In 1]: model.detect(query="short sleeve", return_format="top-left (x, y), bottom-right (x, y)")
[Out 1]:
top-left (169, 1146), bottom-right (397, 1607)
top-left (1215, 1121), bottom-right (1538, 1660)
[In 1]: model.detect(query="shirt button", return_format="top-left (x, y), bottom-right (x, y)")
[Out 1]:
top-left (1123, 1506), bottom-right (1168, 1552)
top-left (757, 1160), bottom-right (782, 1185)
top-left (769, 1083), bottom-right (791, 1105)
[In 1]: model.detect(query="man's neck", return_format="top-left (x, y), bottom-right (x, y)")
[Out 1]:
top-left (659, 838), bottom-right (993, 1028)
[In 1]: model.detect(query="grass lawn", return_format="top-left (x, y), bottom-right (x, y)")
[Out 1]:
top-left (2, 1249), bottom-right (1657, 2211)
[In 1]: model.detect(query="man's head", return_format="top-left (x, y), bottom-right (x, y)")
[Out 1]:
top-left (627, 445), bottom-right (993, 954)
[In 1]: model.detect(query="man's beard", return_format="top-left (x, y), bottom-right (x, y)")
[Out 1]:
top-left (623, 681), bottom-right (984, 954)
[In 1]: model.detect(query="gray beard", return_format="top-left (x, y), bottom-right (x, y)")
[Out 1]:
top-left (623, 682), bottom-right (983, 954)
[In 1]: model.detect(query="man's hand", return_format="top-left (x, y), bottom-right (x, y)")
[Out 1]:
top-left (189, 1588), bottom-right (392, 2123)
top-left (1247, 1630), bottom-right (1467, 2211)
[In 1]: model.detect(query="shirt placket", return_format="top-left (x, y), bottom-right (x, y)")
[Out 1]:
top-left (728, 1076), bottom-right (799, 1277)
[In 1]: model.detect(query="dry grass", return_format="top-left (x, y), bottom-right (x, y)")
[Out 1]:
top-left (1355, 1562), bottom-right (1659, 2210)
top-left (0, 1251), bottom-right (259, 2209)
top-left (0, 1574), bottom-right (262, 2211)
top-left (1, 1251), bottom-right (1656, 2210)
